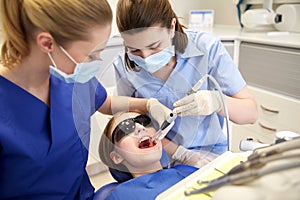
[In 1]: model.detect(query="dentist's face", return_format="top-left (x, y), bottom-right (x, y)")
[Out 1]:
top-left (121, 26), bottom-right (173, 59)
top-left (53, 24), bottom-right (111, 74)
top-left (111, 112), bottom-right (162, 169)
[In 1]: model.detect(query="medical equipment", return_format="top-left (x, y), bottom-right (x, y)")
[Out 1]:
top-left (154, 113), bottom-right (177, 141)
top-left (240, 131), bottom-right (300, 151)
top-left (274, 4), bottom-right (300, 33)
top-left (276, 130), bottom-right (300, 141)
top-left (247, 136), bottom-right (300, 161)
top-left (240, 0), bottom-right (300, 32)
top-left (239, 138), bottom-right (270, 151)
top-left (184, 137), bottom-right (300, 196)
top-left (187, 74), bottom-right (230, 151)
top-left (240, 0), bottom-right (276, 29)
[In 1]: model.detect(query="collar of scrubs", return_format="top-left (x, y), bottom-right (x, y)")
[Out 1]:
top-left (178, 32), bottom-right (204, 59)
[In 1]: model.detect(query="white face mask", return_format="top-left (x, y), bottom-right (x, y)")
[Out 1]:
top-left (48, 46), bottom-right (101, 83)
top-left (127, 45), bottom-right (175, 73)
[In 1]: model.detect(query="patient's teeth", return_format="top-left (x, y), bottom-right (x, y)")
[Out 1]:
top-left (138, 136), bottom-right (156, 149)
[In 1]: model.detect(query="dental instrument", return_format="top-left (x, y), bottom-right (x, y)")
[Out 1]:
top-left (184, 137), bottom-right (300, 196)
top-left (154, 113), bottom-right (177, 141)
top-left (185, 157), bottom-right (300, 196)
top-left (187, 74), bottom-right (231, 151)
top-left (153, 74), bottom-right (228, 144)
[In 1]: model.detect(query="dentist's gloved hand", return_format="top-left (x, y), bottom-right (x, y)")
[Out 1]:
top-left (172, 145), bottom-right (217, 168)
top-left (173, 90), bottom-right (222, 116)
top-left (147, 98), bottom-right (175, 137)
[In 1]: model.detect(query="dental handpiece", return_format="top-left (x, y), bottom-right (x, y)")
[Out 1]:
top-left (154, 113), bottom-right (177, 141)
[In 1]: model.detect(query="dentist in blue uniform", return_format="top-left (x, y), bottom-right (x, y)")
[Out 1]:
top-left (113, 0), bottom-right (258, 167)
top-left (0, 0), bottom-right (171, 199)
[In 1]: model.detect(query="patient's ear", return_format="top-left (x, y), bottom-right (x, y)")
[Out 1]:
top-left (110, 151), bottom-right (124, 164)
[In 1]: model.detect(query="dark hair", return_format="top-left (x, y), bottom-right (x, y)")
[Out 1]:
top-left (116, 0), bottom-right (188, 71)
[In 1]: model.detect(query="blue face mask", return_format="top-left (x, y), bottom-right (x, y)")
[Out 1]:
top-left (127, 45), bottom-right (175, 73)
top-left (48, 46), bottom-right (101, 83)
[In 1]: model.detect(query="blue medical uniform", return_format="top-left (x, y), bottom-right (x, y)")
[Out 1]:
top-left (0, 75), bottom-right (107, 199)
top-left (114, 30), bottom-right (246, 154)
top-left (105, 165), bottom-right (197, 200)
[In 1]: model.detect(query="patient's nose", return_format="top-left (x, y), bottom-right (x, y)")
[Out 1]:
top-left (135, 123), bottom-right (147, 135)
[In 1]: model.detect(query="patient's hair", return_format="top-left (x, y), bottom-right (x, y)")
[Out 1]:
top-left (98, 112), bottom-right (130, 173)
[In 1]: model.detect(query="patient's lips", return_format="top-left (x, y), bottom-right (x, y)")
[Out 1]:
top-left (138, 136), bottom-right (156, 149)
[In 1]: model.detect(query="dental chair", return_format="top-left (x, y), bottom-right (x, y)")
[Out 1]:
top-left (94, 149), bottom-right (173, 200)
top-left (94, 150), bottom-right (170, 200)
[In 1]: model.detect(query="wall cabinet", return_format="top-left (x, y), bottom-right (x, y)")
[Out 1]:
top-left (231, 41), bottom-right (300, 152)
top-left (222, 40), bottom-right (235, 59)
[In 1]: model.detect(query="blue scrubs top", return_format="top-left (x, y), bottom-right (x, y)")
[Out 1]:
top-left (0, 75), bottom-right (107, 199)
top-left (114, 30), bottom-right (246, 154)
top-left (105, 165), bottom-right (197, 200)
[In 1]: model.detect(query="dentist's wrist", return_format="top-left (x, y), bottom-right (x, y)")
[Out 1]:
top-left (161, 138), bottom-right (179, 157)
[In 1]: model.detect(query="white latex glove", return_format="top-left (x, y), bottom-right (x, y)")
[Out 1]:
top-left (172, 145), bottom-right (218, 168)
top-left (147, 98), bottom-right (175, 137)
top-left (173, 90), bottom-right (222, 116)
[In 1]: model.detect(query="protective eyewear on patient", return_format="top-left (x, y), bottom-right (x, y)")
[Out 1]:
top-left (112, 115), bottom-right (152, 144)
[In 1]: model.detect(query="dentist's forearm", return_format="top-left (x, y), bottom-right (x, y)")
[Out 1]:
top-left (98, 96), bottom-right (148, 115)
top-left (161, 138), bottom-right (179, 157)
top-left (219, 95), bottom-right (258, 124)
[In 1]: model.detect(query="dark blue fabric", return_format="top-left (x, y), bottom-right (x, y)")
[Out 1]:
top-left (109, 149), bottom-right (170, 183)
top-left (104, 165), bottom-right (197, 200)
top-left (94, 182), bottom-right (119, 200)
top-left (0, 76), bottom-right (107, 200)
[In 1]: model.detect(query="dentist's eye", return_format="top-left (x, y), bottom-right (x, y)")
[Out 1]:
top-left (149, 43), bottom-right (161, 50)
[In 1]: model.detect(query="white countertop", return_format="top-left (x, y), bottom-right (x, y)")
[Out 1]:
top-left (108, 24), bottom-right (300, 49)
top-left (206, 25), bottom-right (300, 49)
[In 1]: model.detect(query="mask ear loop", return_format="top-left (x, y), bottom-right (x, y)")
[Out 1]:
top-left (48, 52), bottom-right (58, 68)
top-left (59, 46), bottom-right (78, 65)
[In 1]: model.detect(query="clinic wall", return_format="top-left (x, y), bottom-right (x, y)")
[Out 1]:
top-left (170, 0), bottom-right (240, 26)
top-left (107, 0), bottom-right (240, 35)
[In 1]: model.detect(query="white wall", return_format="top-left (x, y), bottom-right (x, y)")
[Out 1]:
top-left (107, 0), bottom-right (119, 35)
top-left (107, 0), bottom-right (240, 35)
top-left (170, 0), bottom-right (240, 26)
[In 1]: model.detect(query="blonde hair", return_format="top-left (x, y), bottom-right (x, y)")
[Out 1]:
top-left (0, 0), bottom-right (112, 68)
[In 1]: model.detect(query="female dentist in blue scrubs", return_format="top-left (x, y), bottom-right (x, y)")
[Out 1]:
top-left (114, 0), bottom-right (258, 167)
top-left (0, 0), bottom-right (171, 199)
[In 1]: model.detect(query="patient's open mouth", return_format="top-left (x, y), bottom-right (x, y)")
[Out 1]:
top-left (138, 136), bottom-right (156, 149)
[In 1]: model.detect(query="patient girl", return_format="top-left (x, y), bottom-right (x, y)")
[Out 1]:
top-left (98, 112), bottom-right (198, 199)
